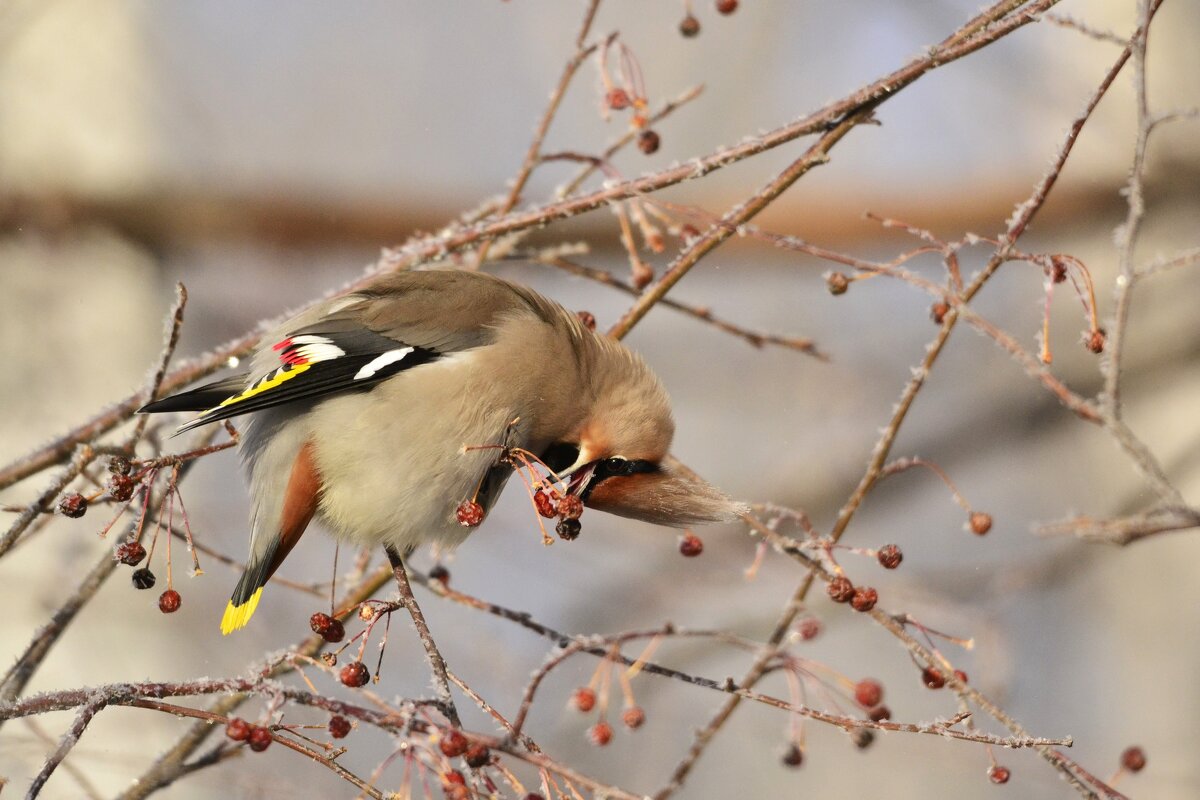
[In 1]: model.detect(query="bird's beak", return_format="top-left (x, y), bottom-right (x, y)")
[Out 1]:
top-left (575, 461), bottom-right (747, 527)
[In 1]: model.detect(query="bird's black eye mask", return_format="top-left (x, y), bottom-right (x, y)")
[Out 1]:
top-left (578, 457), bottom-right (659, 502)
top-left (538, 444), bottom-right (659, 501)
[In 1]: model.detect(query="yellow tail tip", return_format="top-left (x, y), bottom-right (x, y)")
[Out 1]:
top-left (220, 587), bottom-right (263, 635)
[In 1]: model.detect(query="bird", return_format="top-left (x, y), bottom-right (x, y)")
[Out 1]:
top-left (140, 269), bottom-right (746, 634)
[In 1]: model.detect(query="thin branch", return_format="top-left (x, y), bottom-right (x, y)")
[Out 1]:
top-left (1037, 506), bottom-right (1200, 545)
top-left (472, 0), bottom-right (602, 267)
top-left (385, 547), bottom-right (460, 727)
top-left (527, 253), bottom-right (825, 357)
top-left (26, 695), bottom-right (106, 799)
top-left (1136, 246), bottom-right (1200, 278)
top-left (0, 444), bottom-right (95, 558)
top-left (608, 107), bottom-right (873, 341)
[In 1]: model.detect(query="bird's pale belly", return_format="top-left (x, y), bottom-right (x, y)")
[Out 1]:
top-left (306, 373), bottom-right (516, 552)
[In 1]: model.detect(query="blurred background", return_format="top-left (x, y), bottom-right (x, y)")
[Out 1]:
top-left (1, 1), bottom-right (1198, 798)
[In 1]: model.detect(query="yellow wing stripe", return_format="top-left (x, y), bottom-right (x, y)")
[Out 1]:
top-left (220, 587), bottom-right (264, 635)
top-left (213, 363), bottom-right (312, 411)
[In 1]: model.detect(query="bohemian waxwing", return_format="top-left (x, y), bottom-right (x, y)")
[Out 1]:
top-left (141, 269), bottom-right (745, 633)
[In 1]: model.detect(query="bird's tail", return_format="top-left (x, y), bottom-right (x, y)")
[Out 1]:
top-left (220, 541), bottom-right (278, 635)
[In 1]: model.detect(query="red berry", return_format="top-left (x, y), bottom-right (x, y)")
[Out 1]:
top-left (826, 271), bottom-right (850, 295)
top-left (108, 455), bottom-right (132, 476)
top-left (867, 704), bottom-right (891, 722)
top-left (826, 576), bottom-right (855, 603)
top-left (797, 617), bottom-right (822, 640)
top-left (622, 706), bottom-right (646, 729)
top-left (922, 666), bottom-right (946, 689)
top-left (1120, 745), bottom-right (1146, 772)
top-left (533, 490), bottom-right (558, 518)
top-left (572, 687), bottom-right (596, 713)
top-left (309, 612), bottom-right (345, 643)
top-left (638, 130), bottom-right (661, 155)
top-left (557, 494), bottom-right (583, 520)
top-left (247, 725), bottom-right (272, 752)
top-left (328, 715), bottom-right (351, 739)
top-left (440, 729), bottom-right (469, 758)
top-left (606, 88), bottom-right (630, 110)
top-left (1086, 328), bottom-right (1106, 354)
top-left (108, 474), bottom-right (136, 502)
top-left (340, 661), bottom-right (370, 688)
top-left (429, 564), bottom-right (450, 584)
top-left (854, 679), bottom-right (883, 708)
top-left (576, 310), bottom-right (597, 330)
top-left (456, 499), bottom-right (484, 527)
top-left (555, 518), bottom-right (581, 540)
top-left (158, 589), bottom-right (181, 614)
top-left (1051, 259), bottom-right (1068, 283)
top-left (58, 493), bottom-right (87, 518)
top-left (716, 0), bottom-right (739, 13)
top-left (931, 301), bottom-right (950, 324)
top-left (588, 721), bottom-right (613, 746)
top-left (115, 541), bottom-right (146, 566)
top-left (679, 532), bottom-right (704, 557)
top-left (444, 770), bottom-right (466, 785)
top-left (851, 586), bottom-right (878, 612)
top-left (225, 717), bottom-right (251, 741)
top-left (969, 512), bottom-right (993, 535)
top-left (953, 669), bottom-right (969, 684)
top-left (988, 765), bottom-right (1010, 784)
top-left (781, 743), bottom-right (803, 768)
top-left (877, 544), bottom-right (903, 569)
top-left (464, 743), bottom-right (490, 768)
top-left (524, 795), bottom-right (546, 800)
top-left (679, 14), bottom-right (701, 37)
top-left (131, 568), bottom-right (156, 590)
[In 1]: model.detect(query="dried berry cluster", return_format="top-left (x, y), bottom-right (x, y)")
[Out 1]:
top-left (533, 487), bottom-right (586, 541)
top-left (225, 717), bottom-right (273, 752)
top-left (825, 575), bottom-right (878, 612)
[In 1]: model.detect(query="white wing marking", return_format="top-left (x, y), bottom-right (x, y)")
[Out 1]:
top-left (354, 347), bottom-right (415, 380)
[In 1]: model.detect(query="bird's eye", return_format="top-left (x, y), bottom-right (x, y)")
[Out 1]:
top-left (603, 456), bottom-right (632, 475)
top-left (540, 442), bottom-right (581, 473)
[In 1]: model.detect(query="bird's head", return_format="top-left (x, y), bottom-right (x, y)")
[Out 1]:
top-left (542, 351), bottom-right (746, 527)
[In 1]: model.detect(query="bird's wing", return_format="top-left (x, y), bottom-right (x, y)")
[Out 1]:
top-left (143, 326), bottom-right (440, 434)
top-left (140, 270), bottom-right (548, 434)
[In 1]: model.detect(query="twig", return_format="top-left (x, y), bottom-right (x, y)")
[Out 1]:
top-left (26, 695), bottom-right (106, 799)
top-left (1136, 246), bottom-right (1200, 278)
top-left (20, 718), bottom-right (104, 800)
top-left (132, 283), bottom-right (188, 438)
top-left (472, 0), bottom-right (602, 267)
top-left (1037, 506), bottom-right (1200, 545)
top-left (0, 444), bottom-right (94, 558)
top-left (527, 253), bottom-right (824, 357)
top-left (126, 699), bottom-right (386, 800)
top-left (1102, 0), bottom-right (1158, 417)
top-left (609, 107), bottom-right (873, 341)
top-left (385, 547), bottom-right (461, 727)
